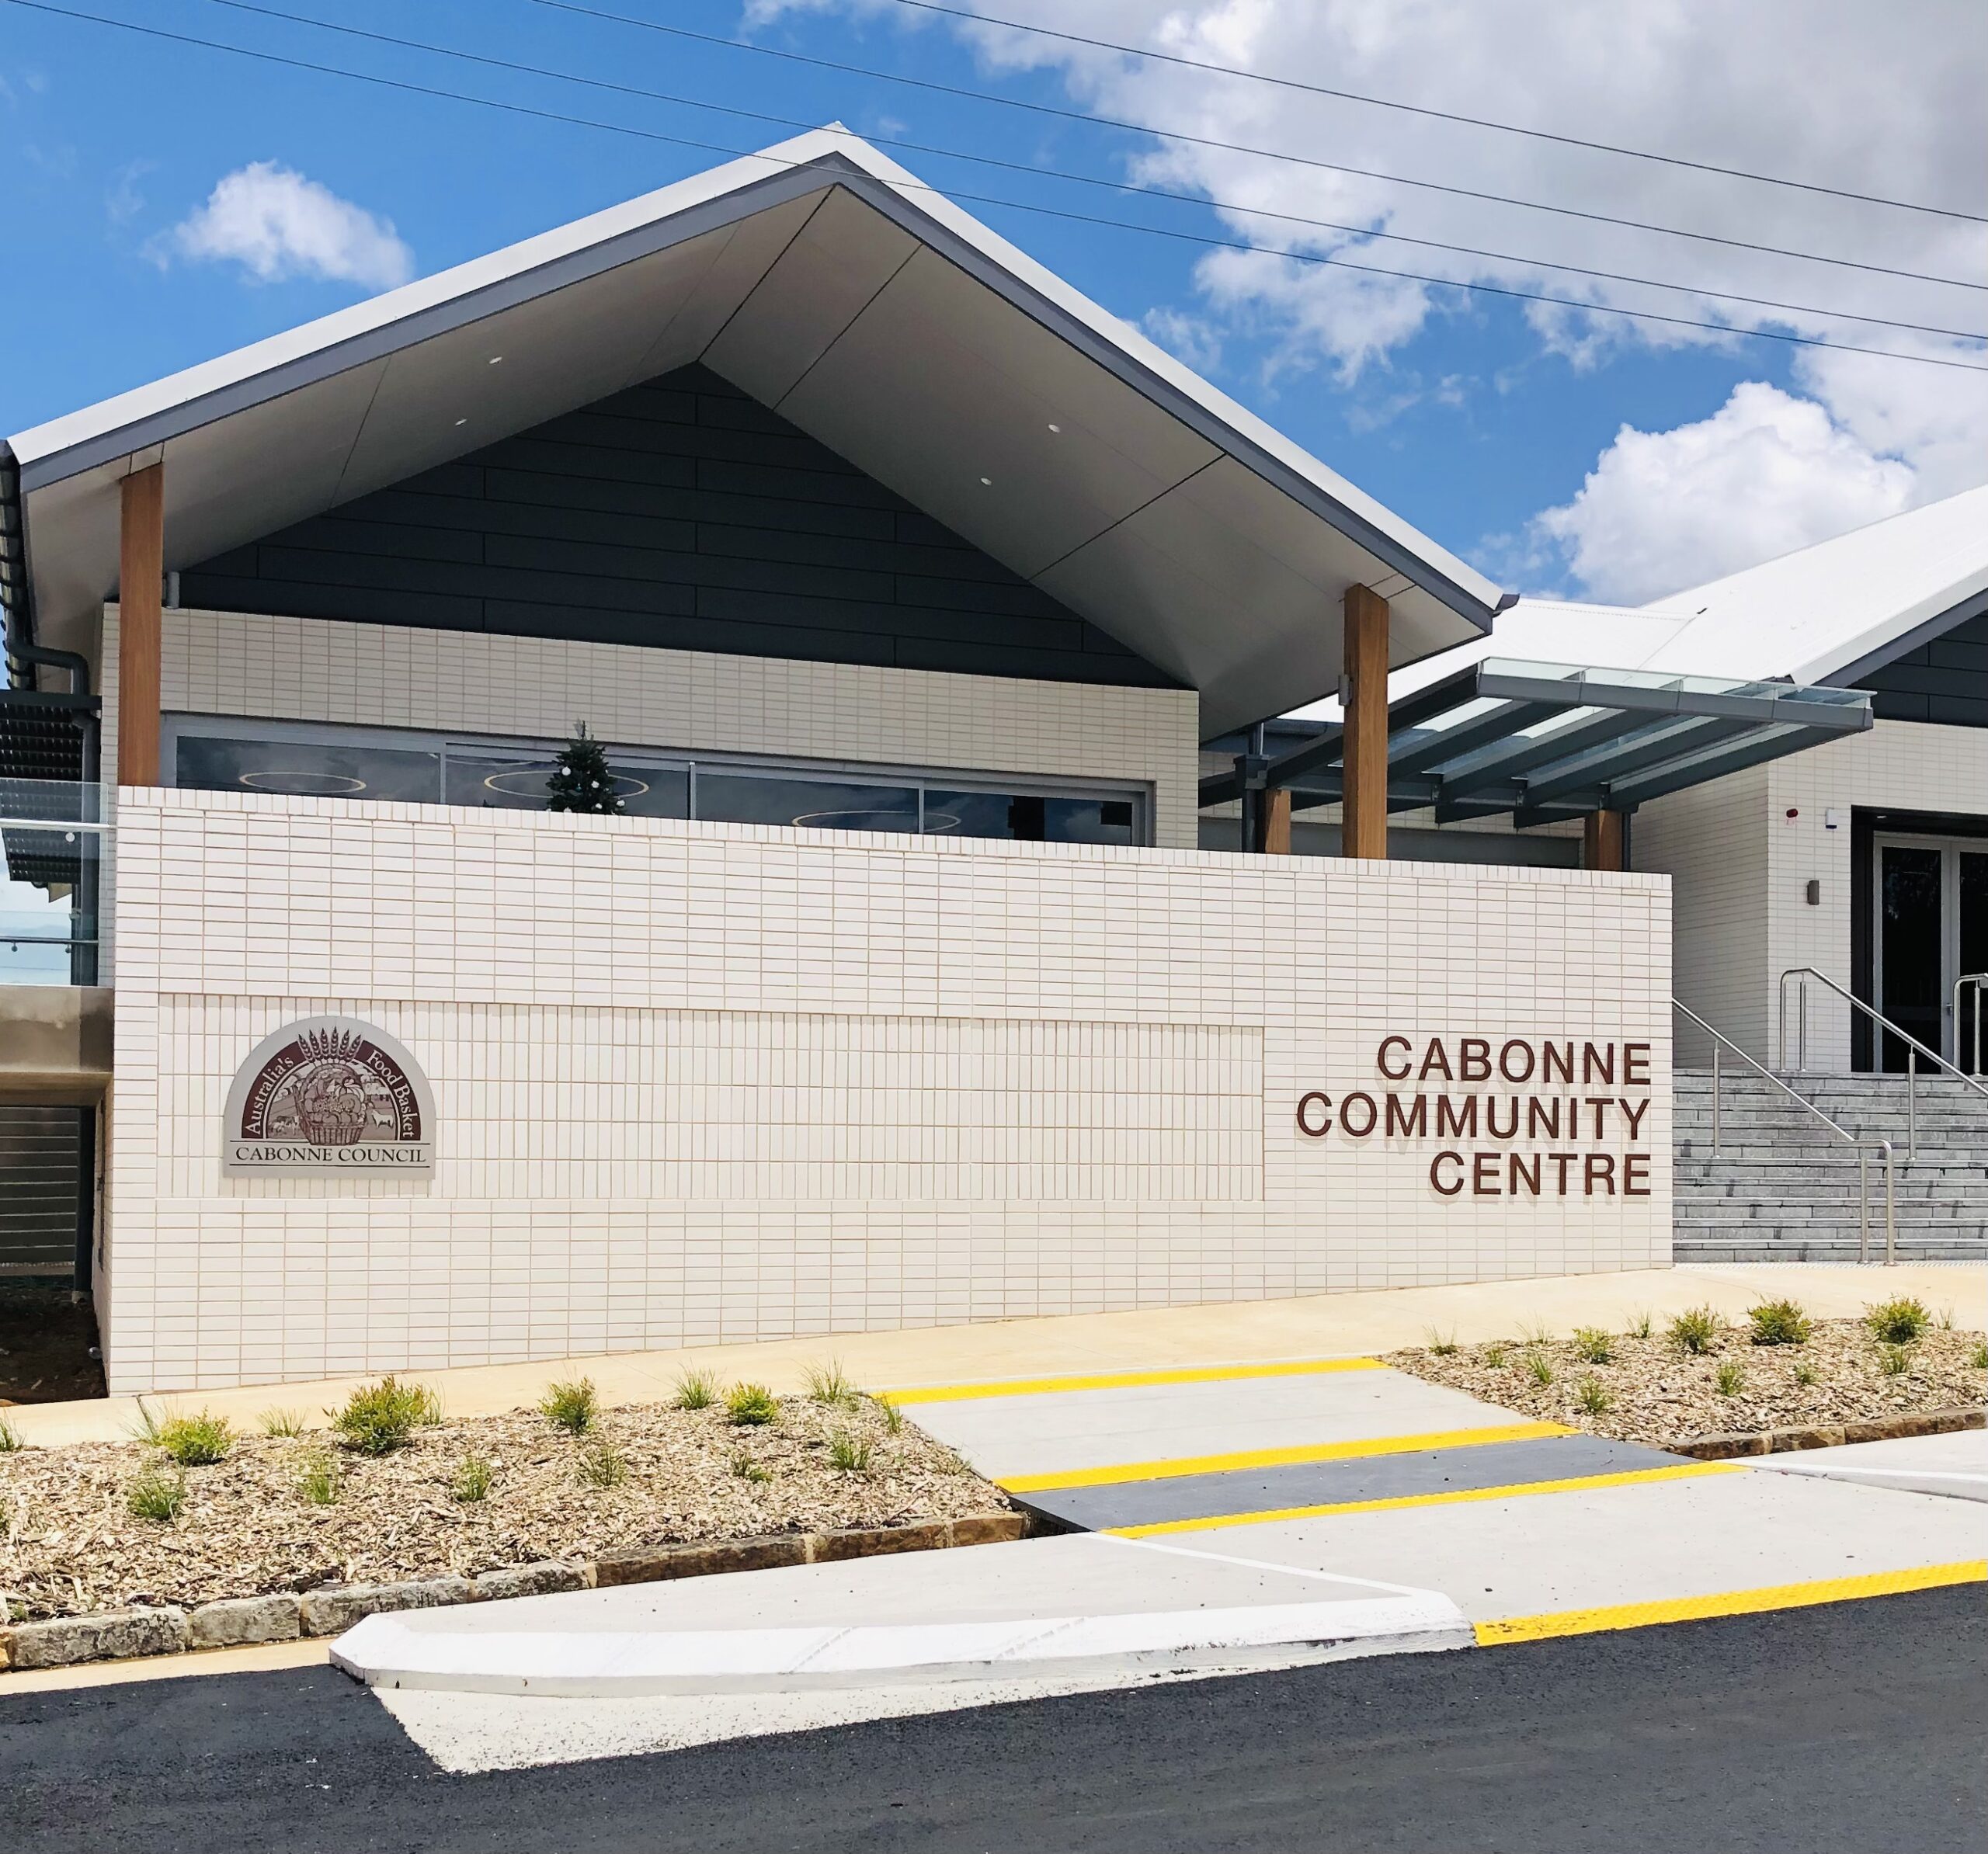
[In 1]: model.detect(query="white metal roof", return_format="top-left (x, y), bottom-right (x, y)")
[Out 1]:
top-left (3, 127), bottom-right (1503, 734)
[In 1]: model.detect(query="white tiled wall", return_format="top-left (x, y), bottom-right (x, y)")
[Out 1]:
top-left (106, 786), bottom-right (1671, 1391)
top-left (103, 606), bottom-right (1204, 856)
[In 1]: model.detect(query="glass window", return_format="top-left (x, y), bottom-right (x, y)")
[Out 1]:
top-left (176, 734), bottom-right (442, 804)
top-left (923, 790), bottom-right (1137, 845)
top-left (696, 772), bottom-right (919, 834)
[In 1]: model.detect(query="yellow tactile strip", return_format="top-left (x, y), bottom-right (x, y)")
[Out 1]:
top-left (998, 1422), bottom-right (1574, 1494)
top-left (1475, 1558), bottom-right (1988, 1645)
top-left (1103, 1460), bottom-right (1740, 1538)
top-left (880, 1358), bottom-right (1384, 1405)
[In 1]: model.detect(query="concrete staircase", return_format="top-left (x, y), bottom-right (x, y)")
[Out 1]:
top-left (1675, 1070), bottom-right (1988, 1260)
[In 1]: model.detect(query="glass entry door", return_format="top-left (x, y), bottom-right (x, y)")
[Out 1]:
top-left (1874, 835), bottom-right (1988, 1071)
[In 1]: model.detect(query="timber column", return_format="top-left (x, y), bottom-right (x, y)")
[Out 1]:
top-left (1340, 583), bottom-right (1389, 860)
top-left (116, 461), bottom-right (165, 787)
top-left (1583, 808), bottom-right (1628, 872)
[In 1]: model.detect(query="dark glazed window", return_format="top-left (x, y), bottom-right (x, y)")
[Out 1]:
top-left (176, 734), bottom-right (442, 803)
top-left (924, 790), bottom-right (1136, 845)
top-left (696, 772), bottom-right (919, 834)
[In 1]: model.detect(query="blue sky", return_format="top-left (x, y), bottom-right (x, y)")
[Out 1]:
top-left (3, 1), bottom-right (1982, 603)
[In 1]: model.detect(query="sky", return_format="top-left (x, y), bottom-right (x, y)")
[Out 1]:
top-left (2, 0), bottom-right (1984, 610)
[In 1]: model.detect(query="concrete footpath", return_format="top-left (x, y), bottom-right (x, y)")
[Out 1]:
top-left (9, 1260), bottom-right (1976, 1446)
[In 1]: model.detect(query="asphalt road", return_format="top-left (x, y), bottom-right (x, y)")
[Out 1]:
top-left (4, 1587), bottom-right (1981, 1852)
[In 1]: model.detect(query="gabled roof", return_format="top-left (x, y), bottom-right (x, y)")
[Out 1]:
top-left (1, 127), bottom-right (1503, 732)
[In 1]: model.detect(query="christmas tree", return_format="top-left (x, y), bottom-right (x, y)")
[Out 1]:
top-left (545, 722), bottom-right (624, 814)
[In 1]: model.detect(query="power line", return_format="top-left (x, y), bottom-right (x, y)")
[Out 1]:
top-left (885, 0), bottom-right (1988, 223)
top-left (194, 0), bottom-right (1988, 342)
top-left (532, 0), bottom-right (1987, 293)
top-left (7, 0), bottom-right (1986, 374)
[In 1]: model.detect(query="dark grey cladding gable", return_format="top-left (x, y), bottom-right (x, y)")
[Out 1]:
top-left (1852, 606), bottom-right (1988, 729)
top-left (176, 364), bottom-right (1178, 690)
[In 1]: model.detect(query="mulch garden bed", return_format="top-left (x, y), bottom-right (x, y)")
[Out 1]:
top-left (1386, 1300), bottom-right (1986, 1452)
top-left (1, 1379), bottom-right (1009, 1623)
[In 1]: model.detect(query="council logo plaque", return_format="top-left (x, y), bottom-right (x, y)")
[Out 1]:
top-left (223, 1017), bottom-right (434, 1176)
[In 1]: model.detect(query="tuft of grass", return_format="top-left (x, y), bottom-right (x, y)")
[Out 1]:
top-left (726, 1382), bottom-right (779, 1427)
top-left (1794, 1363), bottom-right (1819, 1387)
top-left (1714, 1360), bottom-right (1745, 1397)
top-left (1625, 1308), bottom-right (1654, 1340)
top-left (1937, 1304), bottom-right (1956, 1332)
top-left (127, 1462), bottom-right (186, 1521)
top-left (1482, 1343), bottom-right (1507, 1369)
top-left (1516, 1316), bottom-right (1555, 1348)
top-left (128, 1397), bottom-right (164, 1446)
top-left (1877, 1342), bottom-right (1912, 1377)
top-left (879, 1397), bottom-right (905, 1436)
top-left (539, 1377), bottom-right (597, 1436)
top-left (328, 1376), bottom-right (440, 1456)
top-left (1527, 1352), bottom-right (1555, 1387)
top-left (1424, 1325), bottom-right (1459, 1356)
top-left (1865, 1297), bottom-right (1931, 1345)
top-left (1746, 1299), bottom-right (1812, 1348)
top-left (1572, 1327), bottom-right (1614, 1365)
top-left (453, 1453), bottom-right (494, 1504)
top-left (259, 1408), bottom-right (307, 1439)
top-left (0, 1414), bottom-right (23, 1453)
top-left (828, 1429), bottom-right (874, 1474)
top-left (804, 1359), bottom-right (858, 1407)
top-left (1668, 1305), bottom-right (1725, 1356)
top-left (731, 1450), bottom-right (773, 1484)
top-left (155, 1409), bottom-right (234, 1467)
top-left (1971, 1340), bottom-right (1988, 1370)
top-left (297, 1452), bottom-right (340, 1505)
top-left (576, 1443), bottom-right (627, 1488)
top-left (672, 1369), bottom-right (720, 1411)
top-left (1574, 1373), bottom-right (1612, 1415)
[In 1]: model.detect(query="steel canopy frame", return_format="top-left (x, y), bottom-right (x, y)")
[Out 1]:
top-left (1201, 658), bottom-right (1873, 828)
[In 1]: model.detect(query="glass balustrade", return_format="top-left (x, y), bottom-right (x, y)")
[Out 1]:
top-left (0, 779), bottom-right (106, 986)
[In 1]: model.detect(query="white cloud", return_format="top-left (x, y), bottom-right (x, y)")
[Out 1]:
top-left (1530, 382), bottom-right (1913, 604)
top-left (163, 161), bottom-right (413, 290)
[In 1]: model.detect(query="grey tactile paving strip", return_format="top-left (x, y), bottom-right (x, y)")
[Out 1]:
top-left (1014, 1432), bottom-right (1691, 1533)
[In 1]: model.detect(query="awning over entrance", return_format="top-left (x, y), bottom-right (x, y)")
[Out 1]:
top-left (1201, 658), bottom-right (1873, 825)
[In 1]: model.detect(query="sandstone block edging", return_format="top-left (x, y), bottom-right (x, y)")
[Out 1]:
top-left (0, 1515), bottom-right (1028, 1672)
top-left (1673, 1404), bottom-right (1985, 1461)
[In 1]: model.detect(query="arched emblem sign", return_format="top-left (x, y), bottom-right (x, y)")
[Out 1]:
top-left (223, 1017), bottom-right (435, 1176)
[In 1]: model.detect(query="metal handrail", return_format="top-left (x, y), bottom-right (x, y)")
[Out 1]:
top-left (1779, 967), bottom-right (1988, 1160)
top-left (1677, 998), bottom-right (1896, 1265)
top-left (1955, 973), bottom-right (1988, 1079)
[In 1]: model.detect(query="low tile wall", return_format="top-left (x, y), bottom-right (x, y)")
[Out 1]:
top-left (104, 789), bottom-right (1671, 1391)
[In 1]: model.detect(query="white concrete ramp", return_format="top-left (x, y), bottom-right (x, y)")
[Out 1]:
top-left (335, 1533), bottom-right (1471, 1699)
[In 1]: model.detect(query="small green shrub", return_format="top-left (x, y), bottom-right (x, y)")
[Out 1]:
top-left (1794, 1363), bottom-right (1819, 1387)
top-left (828, 1429), bottom-right (873, 1473)
top-left (577, 1443), bottom-right (627, 1488)
top-left (731, 1450), bottom-right (773, 1484)
top-left (672, 1369), bottom-right (720, 1411)
top-left (1746, 1299), bottom-right (1812, 1347)
top-left (1877, 1342), bottom-right (1911, 1377)
top-left (879, 1397), bottom-right (905, 1435)
top-left (1527, 1352), bottom-right (1555, 1387)
top-left (1424, 1326), bottom-right (1459, 1357)
top-left (297, 1453), bottom-right (340, 1505)
top-left (805, 1359), bottom-right (857, 1407)
top-left (539, 1377), bottom-right (597, 1436)
top-left (259, 1408), bottom-right (307, 1439)
top-left (1865, 1297), bottom-right (1931, 1344)
top-left (1482, 1343), bottom-right (1507, 1368)
top-left (726, 1382), bottom-right (778, 1427)
top-left (1668, 1305), bottom-right (1724, 1356)
top-left (1971, 1341), bottom-right (1988, 1370)
top-left (328, 1376), bottom-right (440, 1456)
top-left (155, 1410), bottom-right (234, 1467)
top-left (1572, 1327), bottom-right (1613, 1365)
top-left (1575, 1374), bottom-right (1611, 1415)
top-left (1517, 1317), bottom-right (1555, 1347)
top-left (1713, 1360), bottom-right (1745, 1397)
top-left (1937, 1304), bottom-right (1955, 1331)
top-left (0, 1414), bottom-right (23, 1453)
top-left (1625, 1308), bottom-right (1654, 1340)
top-left (453, 1453), bottom-right (494, 1503)
top-left (127, 1463), bottom-right (186, 1521)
